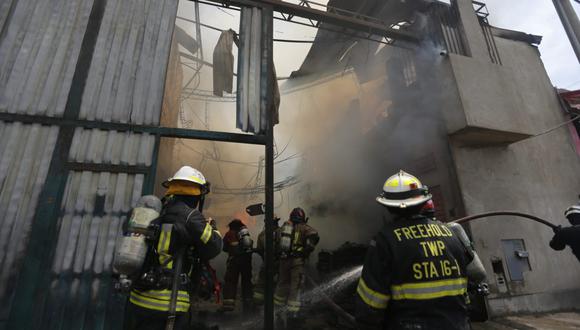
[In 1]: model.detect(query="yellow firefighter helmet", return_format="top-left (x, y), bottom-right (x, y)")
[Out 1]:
top-left (376, 170), bottom-right (432, 208)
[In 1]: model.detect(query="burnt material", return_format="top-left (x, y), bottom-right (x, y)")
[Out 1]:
top-left (317, 242), bottom-right (368, 274)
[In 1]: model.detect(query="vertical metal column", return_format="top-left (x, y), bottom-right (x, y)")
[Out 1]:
top-left (553, 0), bottom-right (580, 62)
top-left (261, 5), bottom-right (275, 330)
top-left (143, 133), bottom-right (161, 194)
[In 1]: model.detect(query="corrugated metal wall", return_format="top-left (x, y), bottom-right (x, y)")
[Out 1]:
top-left (0, 123), bottom-right (59, 318)
top-left (43, 170), bottom-right (146, 329)
top-left (0, 0), bottom-right (93, 116)
top-left (0, 0), bottom-right (178, 328)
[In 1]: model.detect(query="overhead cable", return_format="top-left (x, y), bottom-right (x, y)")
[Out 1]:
top-left (513, 114), bottom-right (580, 144)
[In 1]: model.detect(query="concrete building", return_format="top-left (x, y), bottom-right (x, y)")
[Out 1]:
top-left (445, 0), bottom-right (580, 316)
top-left (276, 0), bottom-right (580, 318)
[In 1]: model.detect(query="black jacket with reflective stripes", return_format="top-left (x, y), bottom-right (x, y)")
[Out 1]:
top-left (356, 215), bottom-right (472, 330)
top-left (129, 195), bottom-right (222, 313)
top-left (152, 195), bottom-right (222, 262)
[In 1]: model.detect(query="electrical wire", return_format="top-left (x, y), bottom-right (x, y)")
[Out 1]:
top-left (512, 114), bottom-right (580, 144)
top-left (212, 176), bottom-right (300, 195)
top-left (177, 139), bottom-right (303, 166)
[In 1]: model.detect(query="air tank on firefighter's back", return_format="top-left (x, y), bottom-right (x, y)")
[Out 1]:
top-left (238, 227), bottom-right (254, 253)
top-left (113, 195), bottom-right (162, 276)
top-left (279, 221), bottom-right (294, 257)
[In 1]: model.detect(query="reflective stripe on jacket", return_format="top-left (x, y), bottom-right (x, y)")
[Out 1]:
top-left (130, 289), bottom-right (190, 313)
top-left (287, 222), bottom-right (318, 257)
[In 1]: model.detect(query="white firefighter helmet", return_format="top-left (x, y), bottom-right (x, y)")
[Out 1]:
top-left (163, 166), bottom-right (207, 187)
top-left (376, 170), bottom-right (432, 208)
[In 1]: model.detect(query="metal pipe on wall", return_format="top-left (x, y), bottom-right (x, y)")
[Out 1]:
top-left (553, 0), bottom-right (580, 62)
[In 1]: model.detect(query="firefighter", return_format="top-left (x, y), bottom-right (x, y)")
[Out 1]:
top-left (124, 166), bottom-right (222, 330)
top-left (356, 170), bottom-right (477, 330)
top-left (253, 215), bottom-right (281, 305)
top-left (550, 197), bottom-right (580, 262)
top-left (221, 219), bottom-right (254, 312)
top-left (274, 207), bottom-right (319, 327)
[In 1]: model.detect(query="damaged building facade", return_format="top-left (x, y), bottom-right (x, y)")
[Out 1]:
top-left (276, 0), bottom-right (580, 318)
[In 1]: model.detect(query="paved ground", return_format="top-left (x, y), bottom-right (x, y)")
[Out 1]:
top-left (473, 312), bottom-right (580, 330)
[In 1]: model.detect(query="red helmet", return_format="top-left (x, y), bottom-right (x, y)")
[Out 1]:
top-left (290, 207), bottom-right (307, 223)
top-left (421, 200), bottom-right (436, 217)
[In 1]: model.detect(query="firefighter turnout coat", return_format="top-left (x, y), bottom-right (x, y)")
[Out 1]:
top-left (222, 228), bottom-right (253, 308)
top-left (129, 195), bottom-right (222, 314)
top-left (274, 221), bottom-right (319, 313)
top-left (356, 215), bottom-right (471, 330)
top-left (254, 225), bottom-right (280, 303)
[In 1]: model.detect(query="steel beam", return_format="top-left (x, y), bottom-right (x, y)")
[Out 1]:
top-left (196, 0), bottom-right (419, 42)
top-left (261, 6), bottom-right (276, 330)
top-left (66, 162), bottom-right (151, 174)
top-left (0, 112), bottom-right (267, 145)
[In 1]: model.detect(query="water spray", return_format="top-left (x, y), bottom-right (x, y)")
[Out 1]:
top-left (452, 211), bottom-right (558, 231)
top-left (300, 266), bottom-right (362, 327)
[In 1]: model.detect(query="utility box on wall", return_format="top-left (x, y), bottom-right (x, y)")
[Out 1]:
top-left (501, 239), bottom-right (531, 282)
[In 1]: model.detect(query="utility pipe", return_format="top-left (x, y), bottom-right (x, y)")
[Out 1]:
top-left (553, 0), bottom-right (580, 62)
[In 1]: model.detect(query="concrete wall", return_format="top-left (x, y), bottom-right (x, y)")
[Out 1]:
top-left (442, 0), bottom-right (547, 146)
top-left (449, 35), bottom-right (580, 316)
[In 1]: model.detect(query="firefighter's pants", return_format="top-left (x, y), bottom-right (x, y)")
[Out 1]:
top-left (274, 257), bottom-right (305, 312)
top-left (253, 258), bottom-right (279, 304)
top-left (223, 254), bottom-right (253, 307)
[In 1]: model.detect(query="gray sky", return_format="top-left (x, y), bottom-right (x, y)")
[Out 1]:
top-left (484, 0), bottom-right (580, 90)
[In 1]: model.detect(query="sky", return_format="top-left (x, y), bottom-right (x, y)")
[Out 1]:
top-left (484, 0), bottom-right (580, 90)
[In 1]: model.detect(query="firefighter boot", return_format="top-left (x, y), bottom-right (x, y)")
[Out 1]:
top-left (287, 311), bottom-right (304, 329)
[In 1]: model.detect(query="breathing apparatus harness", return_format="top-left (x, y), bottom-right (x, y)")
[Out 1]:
top-left (138, 180), bottom-right (211, 283)
top-left (279, 209), bottom-right (312, 259)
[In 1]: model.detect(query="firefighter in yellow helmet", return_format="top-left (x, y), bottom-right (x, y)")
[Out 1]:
top-left (355, 170), bottom-right (474, 330)
top-left (124, 166), bottom-right (222, 330)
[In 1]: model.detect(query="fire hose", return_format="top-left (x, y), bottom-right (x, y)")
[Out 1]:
top-left (452, 211), bottom-right (558, 230)
top-left (305, 275), bottom-right (357, 327)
